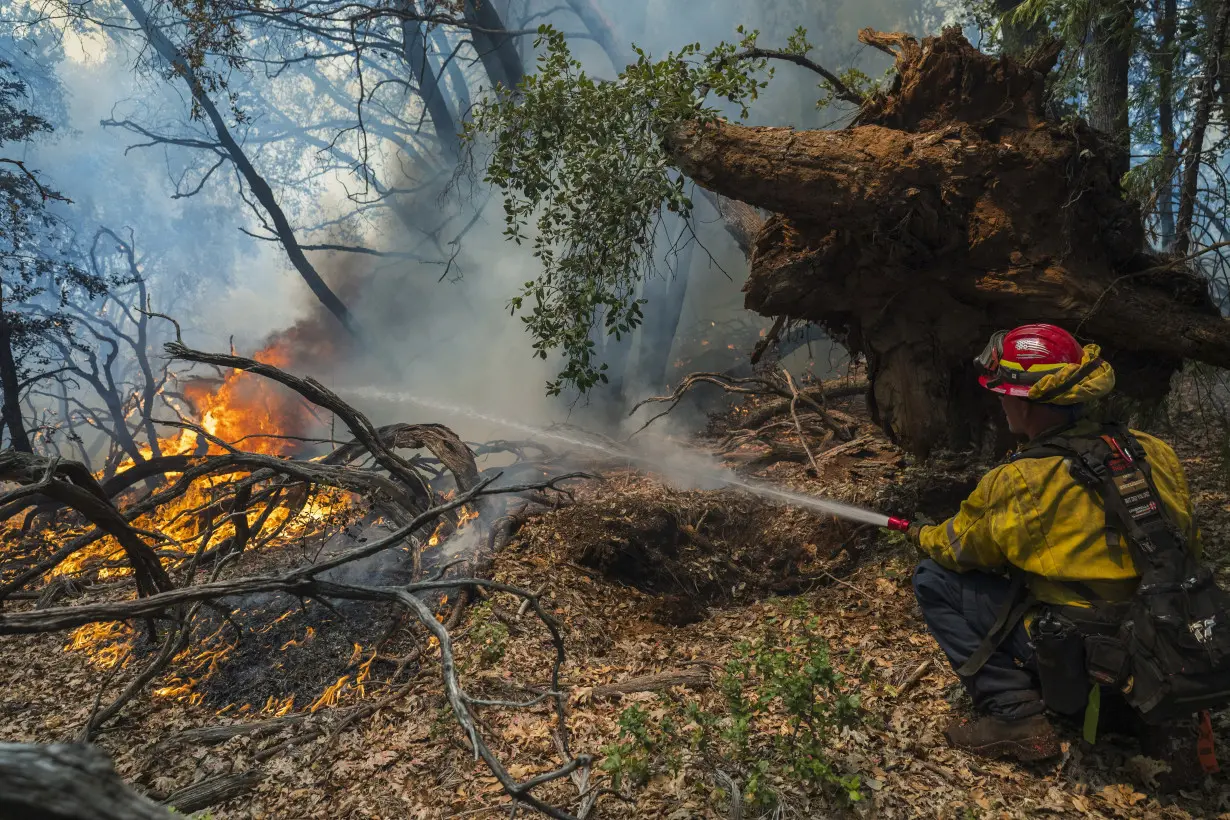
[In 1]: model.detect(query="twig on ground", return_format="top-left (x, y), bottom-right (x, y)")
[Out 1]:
top-left (896, 658), bottom-right (933, 698)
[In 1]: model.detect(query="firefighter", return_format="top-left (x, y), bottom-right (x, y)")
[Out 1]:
top-left (907, 324), bottom-right (1203, 775)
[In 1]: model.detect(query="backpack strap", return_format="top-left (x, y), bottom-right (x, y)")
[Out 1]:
top-left (1010, 429), bottom-right (1129, 591)
top-left (1087, 423), bottom-right (1188, 568)
top-left (956, 571), bottom-right (1034, 677)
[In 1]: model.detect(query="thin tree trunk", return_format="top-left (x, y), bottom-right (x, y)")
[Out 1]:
top-left (100, 231), bottom-right (162, 459)
top-left (463, 0), bottom-right (523, 89)
top-left (632, 219), bottom-right (694, 397)
top-left (433, 29), bottom-right (471, 116)
top-left (57, 379), bottom-right (92, 469)
top-left (400, 2), bottom-right (459, 156)
top-left (118, 0), bottom-right (363, 341)
top-left (1155, 0), bottom-right (1178, 247)
top-left (564, 0), bottom-right (627, 70)
top-left (1175, 0), bottom-right (1230, 254)
top-left (1085, 0), bottom-right (1133, 181)
top-left (0, 285), bottom-right (32, 452)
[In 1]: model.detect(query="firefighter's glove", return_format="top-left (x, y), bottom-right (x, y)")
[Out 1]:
top-left (906, 514), bottom-right (934, 547)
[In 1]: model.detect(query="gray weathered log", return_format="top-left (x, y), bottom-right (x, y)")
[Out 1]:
top-left (0, 743), bottom-right (173, 820)
top-left (162, 769), bottom-right (262, 815)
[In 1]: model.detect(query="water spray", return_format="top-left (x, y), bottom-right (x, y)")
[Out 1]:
top-left (345, 387), bottom-right (911, 532)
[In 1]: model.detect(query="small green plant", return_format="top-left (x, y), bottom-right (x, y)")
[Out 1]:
top-left (469, 603), bottom-right (509, 666)
top-left (598, 704), bottom-right (682, 790)
top-left (600, 608), bottom-right (864, 810)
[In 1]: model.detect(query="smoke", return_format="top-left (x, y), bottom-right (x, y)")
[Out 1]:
top-left (14, 0), bottom-right (946, 450)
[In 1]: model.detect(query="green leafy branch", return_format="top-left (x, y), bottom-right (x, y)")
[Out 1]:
top-left (464, 24), bottom-right (858, 396)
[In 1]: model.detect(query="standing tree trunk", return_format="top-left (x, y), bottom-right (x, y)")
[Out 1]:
top-left (995, 0), bottom-right (1050, 57)
top-left (119, 0), bottom-right (364, 342)
top-left (1175, 0), bottom-right (1230, 254)
top-left (631, 219), bottom-right (695, 399)
top-left (401, 2), bottom-right (460, 157)
top-left (464, 0), bottom-right (523, 89)
top-left (1155, 0), bottom-right (1178, 247)
top-left (1085, 0), bottom-right (1134, 182)
top-left (0, 293), bottom-right (31, 452)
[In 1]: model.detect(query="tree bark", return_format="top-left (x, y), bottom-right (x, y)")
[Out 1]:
top-left (1085, 0), bottom-right (1134, 181)
top-left (1175, 0), bottom-right (1230, 254)
top-left (664, 29), bottom-right (1230, 456)
top-left (995, 0), bottom-right (1050, 56)
top-left (0, 743), bottom-right (174, 820)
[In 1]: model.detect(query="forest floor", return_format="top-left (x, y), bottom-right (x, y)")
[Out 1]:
top-left (4, 379), bottom-right (1230, 819)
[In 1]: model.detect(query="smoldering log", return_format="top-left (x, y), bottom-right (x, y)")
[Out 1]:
top-left (666, 27), bottom-right (1230, 456)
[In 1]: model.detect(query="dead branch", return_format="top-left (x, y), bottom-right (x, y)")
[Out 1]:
top-left (5, 567), bottom-right (592, 819)
top-left (323, 422), bottom-right (480, 491)
top-left (588, 669), bottom-right (711, 700)
top-left (783, 369), bottom-right (826, 474)
top-left (715, 769), bottom-right (742, 820)
top-left (161, 769), bottom-right (262, 815)
top-left (896, 658), bottom-right (933, 698)
top-left (628, 372), bottom-right (787, 436)
top-left (0, 472), bottom-right (589, 634)
top-left (153, 715), bottom-right (308, 752)
top-left (0, 448), bottom-right (427, 600)
top-left (0, 743), bottom-right (173, 820)
top-left (78, 622), bottom-right (187, 743)
top-left (630, 370), bottom-right (857, 441)
top-left (737, 381), bottom-right (867, 430)
top-left (165, 341), bottom-right (439, 503)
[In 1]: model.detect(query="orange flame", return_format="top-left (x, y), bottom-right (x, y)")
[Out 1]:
top-left (181, 342), bottom-right (317, 456)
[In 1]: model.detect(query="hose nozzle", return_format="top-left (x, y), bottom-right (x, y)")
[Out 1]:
top-left (886, 516), bottom-right (911, 532)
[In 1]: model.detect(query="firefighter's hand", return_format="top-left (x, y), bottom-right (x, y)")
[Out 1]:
top-left (905, 514), bottom-right (934, 546)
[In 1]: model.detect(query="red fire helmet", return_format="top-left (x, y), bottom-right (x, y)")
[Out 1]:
top-left (976, 324), bottom-right (1084, 397)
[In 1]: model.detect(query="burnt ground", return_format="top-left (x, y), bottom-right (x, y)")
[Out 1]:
top-left (2, 378), bottom-right (1230, 818)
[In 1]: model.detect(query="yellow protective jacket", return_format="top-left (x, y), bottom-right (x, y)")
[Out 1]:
top-left (918, 421), bottom-right (1201, 608)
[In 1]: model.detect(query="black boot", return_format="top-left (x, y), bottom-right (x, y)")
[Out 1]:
top-left (945, 713), bottom-right (1061, 762)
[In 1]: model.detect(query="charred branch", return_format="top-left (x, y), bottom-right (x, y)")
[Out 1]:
top-left (0, 472), bottom-right (590, 634)
top-left (0, 451), bottom-right (172, 596)
top-left (165, 341), bottom-right (457, 504)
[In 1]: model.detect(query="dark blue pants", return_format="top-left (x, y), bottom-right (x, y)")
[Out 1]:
top-left (913, 559), bottom-right (1045, 720)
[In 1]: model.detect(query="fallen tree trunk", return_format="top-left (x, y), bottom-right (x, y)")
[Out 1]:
top-left (667, 27), bottom-right (1230, 456)
top-left (0, 743), bottom-right (173, 820)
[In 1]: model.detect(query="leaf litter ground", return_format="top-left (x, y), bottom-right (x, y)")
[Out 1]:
top-left (3, 384), bottom-right (1230, 819)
